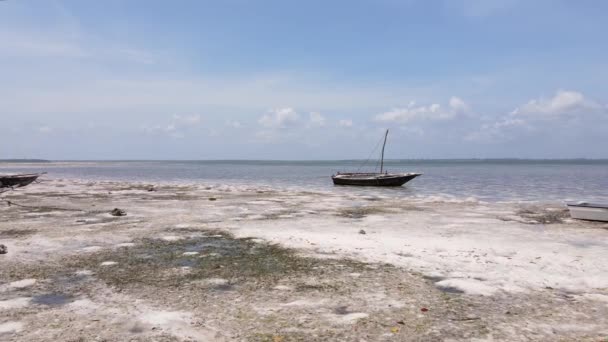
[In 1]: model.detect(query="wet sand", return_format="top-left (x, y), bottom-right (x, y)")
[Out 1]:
top-left (1, 179), bottom-right (607, 341)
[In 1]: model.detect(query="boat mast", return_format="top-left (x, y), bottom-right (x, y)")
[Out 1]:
top-left (380, 129), bottom-right (388, 173)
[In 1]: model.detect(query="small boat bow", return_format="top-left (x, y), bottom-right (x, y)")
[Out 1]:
top-left (0, 173), bottom-right (44, 189)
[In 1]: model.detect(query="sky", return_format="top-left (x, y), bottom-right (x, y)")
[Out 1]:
top-left (1, 0), bottom-right (607, 160)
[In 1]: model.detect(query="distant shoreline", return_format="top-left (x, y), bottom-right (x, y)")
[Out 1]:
top-left (0, 159), bottom-right (50, 163)
top-left (1, 158), bottom-right (607, 163)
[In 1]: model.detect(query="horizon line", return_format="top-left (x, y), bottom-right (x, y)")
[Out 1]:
top-left (2, 158), bottom-right (608, 163)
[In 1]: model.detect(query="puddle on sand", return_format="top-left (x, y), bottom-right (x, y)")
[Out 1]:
top-left (32, 293), bottom-right (74, 306)
top-left (213, 283), bottom-right (235, 291)
top-left (178, 259), bottom-right (197, 268)
top-left (435, 285), bottom-right (465, 294)
top-left (334, 306), bottom-right (351, 315)
top-left (182, 236), bottom-right (242, 256)
top-left (423, 275), bottom-right (446, 282)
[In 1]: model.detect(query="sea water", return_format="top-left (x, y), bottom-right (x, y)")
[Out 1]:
top-left (1, 159), bottom-right (607, 203)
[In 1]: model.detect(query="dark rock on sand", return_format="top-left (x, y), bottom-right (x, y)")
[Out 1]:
top-left (359, 229), bottom-right (366, 235)
top-left (0, 244), bottom-right (7, 254)
top-left (110, 208), bottom-right (127, 216)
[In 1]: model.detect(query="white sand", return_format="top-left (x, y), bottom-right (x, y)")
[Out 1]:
top-left (100, 261), bottom-right (118, 266)
top-left (0, 321), bottom-right (24, 334)
top-left (0, 297), bottom-right (32, 310)
top-left (224, 196), bottom-right (608, 296)
top-left (3, 279), bottom-right (36, 290)
top-left (2, 178), bottom-right (607, 341)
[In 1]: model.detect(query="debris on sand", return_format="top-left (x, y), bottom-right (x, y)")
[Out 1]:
top-left (0, 244), bottom-right (7, 254)
top-left (516, 206), bottom-right (570, 224)
top-left (209, 197), bottom-right (217, 201)
top-left (110, 208), bottom-right (126, 216)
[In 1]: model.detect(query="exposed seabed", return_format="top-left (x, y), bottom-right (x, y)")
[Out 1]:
top-left (1, 179), bottom-right (607, 341)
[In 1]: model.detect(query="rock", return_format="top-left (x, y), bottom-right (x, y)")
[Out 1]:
top-left (110, 208), bottom-right (126, 216)
top-left (208, 197), bottom-right (217, 201)
top-left (147, 187), bottom-right (156, 192)
top-left (359, 229), bottom-right (366, 235)
top-left (0, 244), bottom-right (7, 254)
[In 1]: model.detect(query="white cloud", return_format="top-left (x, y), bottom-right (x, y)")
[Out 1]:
top-left (308, 112), bottom-right (326, 127)
top-left (466, 90), bottom-right (607, 142)
top-left (449, 96), bottom-right (469, 112)
top-left (375, 96), bottom-right (468, 123)
top-left (510, 90), bottom-right (601, 118)
top-left (338, 119), bottom-right (353, 127)
top-left (258, 108), bottom-right (300, 128)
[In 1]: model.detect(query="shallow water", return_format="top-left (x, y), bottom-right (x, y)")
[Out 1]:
top-left (32, 293), bottom-right (73, 306)
top-left (1, 159), bottom-right (607, 202)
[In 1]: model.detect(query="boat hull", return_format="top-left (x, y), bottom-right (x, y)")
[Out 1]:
top-left (567, 202), bottom-right (608, 222)
top-left (0, 174), bottom-right (41, 188)
top-left (332, 173), bottom-right (421, 187)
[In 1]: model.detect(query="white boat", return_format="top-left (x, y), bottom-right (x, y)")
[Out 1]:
top-left (566, 202), bottom-right (608, 222)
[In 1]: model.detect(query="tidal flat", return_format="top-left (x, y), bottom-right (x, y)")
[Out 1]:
top-left (1, 179), bottom-right (607, 341)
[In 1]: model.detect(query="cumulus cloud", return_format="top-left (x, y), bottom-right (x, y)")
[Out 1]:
top-left (258, 108), bottom-right (299, 128)
top-left (466, 90), bottom-right (607, 142)
top-left (449, 96), bottom-right (469, 113)
top-left (510, 90), bottom-right (601, 118)
top-left (375, 96), bottom-right (468, 123)
top-left (338, 119), bottom-right (353, 127)
top-left (308, 112), bottom-right (326, 127)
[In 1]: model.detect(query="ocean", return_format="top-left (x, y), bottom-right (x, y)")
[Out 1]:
top-left (1, 160), bottom-right (607, 203)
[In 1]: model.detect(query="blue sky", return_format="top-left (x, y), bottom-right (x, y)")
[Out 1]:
top-left (1, 0), bottom-right (607, 159)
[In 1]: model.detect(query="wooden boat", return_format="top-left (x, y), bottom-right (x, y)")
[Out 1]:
top-left (566, 202), bottom-right (608, 222)
top-left (331, 129), bottom-right (421, 187)
top-left (0, 173), bottom-right (43, 189)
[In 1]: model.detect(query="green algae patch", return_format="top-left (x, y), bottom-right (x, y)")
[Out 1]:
top-left (65, 232), bottom-right (368, 290)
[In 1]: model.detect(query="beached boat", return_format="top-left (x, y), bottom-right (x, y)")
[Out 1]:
top-left (331, 129), bottom-right (421, 187)
top-left (566, 202), bottom-right (608, 222)
top-left (0, 173), bottom-right (43, 189)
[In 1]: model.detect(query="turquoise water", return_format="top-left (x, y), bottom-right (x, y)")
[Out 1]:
top-left (1, 160), bottom-right (607, 202)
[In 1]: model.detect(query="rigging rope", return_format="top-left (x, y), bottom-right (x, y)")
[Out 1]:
top-left (356, 133), bottom-right (385, 173)
top-left (1, 199), bottom-right (85, 212)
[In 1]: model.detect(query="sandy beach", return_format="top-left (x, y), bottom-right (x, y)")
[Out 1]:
top-left (1, 178), bottom-right (608, 341)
